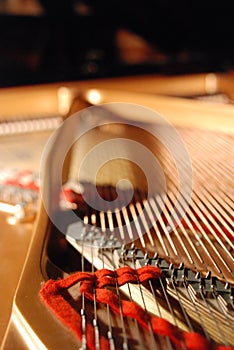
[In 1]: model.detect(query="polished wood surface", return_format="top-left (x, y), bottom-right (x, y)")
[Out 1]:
top-left (0, 213), bottom-right (33, 341)
top-left (0, 74), bottom-right (234, 348)
top-left (0, 71), bottom-right (234, 119)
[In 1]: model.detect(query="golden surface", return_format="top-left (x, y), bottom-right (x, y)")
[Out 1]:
top-left (0, 213), bottom-right (33, 341)
top-left (0, 75), bottom-right (234, 348)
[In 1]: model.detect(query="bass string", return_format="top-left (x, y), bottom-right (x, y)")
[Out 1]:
top-left (185, 132), bottom-right (234, 242)
top-left (104, 191), bottom-right (191, 349)
top-left (106, 189), bottom-right (232, 344)
top-left (61, 127), bottom-right (234, 347)
top-left (95, 188), bottom-right (161, 349)
top-left (147, 138), bottom-right (233, 281)
top-left (62, 188), bottom-right (234, 347)
top-left (0, 115), bottom-right (61, 136)
top-left (151, 194), bottom-right (233, 344)
top-left (81, 224), bottom-right (88, 350)
top-left (96, 193), bottom-right (130, 350)
top-left (87, 211), bottom-right (212, 348)
top-left (181, 128), bottom-right (233, 182)
top-left (137, 194), bottom-right (212, 342)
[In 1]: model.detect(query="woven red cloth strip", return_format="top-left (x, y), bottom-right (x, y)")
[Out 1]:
top-left (40, 265), bottom-right (234, 350)
top-left (4, 169), bottom-right (39, 192)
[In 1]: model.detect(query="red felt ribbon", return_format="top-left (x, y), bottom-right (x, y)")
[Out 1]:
top-left (40, 266), bottom-right (234, 350)
top-left (4, 169), bottom-right (39, 192)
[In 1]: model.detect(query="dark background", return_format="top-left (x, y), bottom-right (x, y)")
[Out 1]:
top-left (1, 0), bottom-right (234, 87)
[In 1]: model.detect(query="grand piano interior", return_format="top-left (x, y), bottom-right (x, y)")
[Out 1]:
top-left (0, 2), bottom-right (234, 350)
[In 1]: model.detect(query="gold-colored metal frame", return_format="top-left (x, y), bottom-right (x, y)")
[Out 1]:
top-left (1, 78), bottom-right (234, 349)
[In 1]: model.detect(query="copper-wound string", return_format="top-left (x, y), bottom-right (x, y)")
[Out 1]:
top-left (196, 188), bottom-right (234, 244)
top-left (98, 195), bottom-right (129, 350)
top-left (150, 139), bottom-right (231, 280)
top-left (156, 193), bottom-right (212, 339)
top-left (81, 223), bottom-right (87, 350)
top-left (137, 192), bottom-right (212, 342)
top-left (190, 192), bottom-right (234, 262)
top-left (99, 247), bottom-right (116, 350)
top-left (89, 215), bottom-right (100, 350)
top-left (153, 193), bottom-right (230, 344)
top-left (135, 196), bottom-right (190, 348)
top-left (125, 200), bottom-right (162, 349)
top-left (93, 210), bottom-right (116, 350)
top-left (150, 195), bottom-right (209, 339)
top-left (186, 146), bottom-right (234, 247)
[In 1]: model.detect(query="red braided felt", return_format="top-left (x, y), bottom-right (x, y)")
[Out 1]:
top-left (40, 266), bottom-right (234, 350)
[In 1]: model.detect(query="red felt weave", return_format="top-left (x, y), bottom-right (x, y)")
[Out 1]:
top-left (40, 266), bottom-right (234, 350)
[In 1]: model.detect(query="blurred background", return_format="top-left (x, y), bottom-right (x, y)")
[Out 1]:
top-left (0, 3), bottom-right (234, 347)
top-left (0, 0), bottom-right (234, 87)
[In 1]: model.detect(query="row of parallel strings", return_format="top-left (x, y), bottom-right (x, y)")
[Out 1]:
top-left (0, 115), bottom-right (61, 135)
top-left (76, 128), bottom-right (233, 349)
